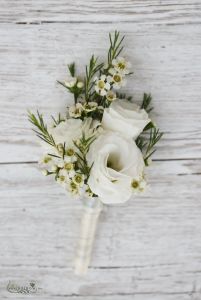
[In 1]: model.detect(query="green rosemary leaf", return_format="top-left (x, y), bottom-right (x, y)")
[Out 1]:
top-left (84, 55), bottom-right (104, 101)
top-left (108, 31), bottom-right (125, 65)
top-left (28, 110), bottom-right (56, 147)
top-left (141, 93), bottom-right (153, 113)
top-left (143, 121), bottom-right (155, 131)
top-left (68, 62), bottom-right (75, 77)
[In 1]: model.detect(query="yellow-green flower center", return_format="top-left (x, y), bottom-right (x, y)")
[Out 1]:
top-left (74, 174), bottom-right (83, 184)
top-left (75, 108), bottom-right (81, 114)
top-left (131, 180), bottom-right (139, 189)
top-left (66, 148), bottom-right (75, 156)
top-left (118, 62), bottom-right (125, 70)
top-left (59, 175), bottom-right (65, 182)
top-left (113, 74), bottom-right (121, 83)
top-left (107, 92), bottom-right (115, 101)
top-left (43, 156), bottom-right (51, 163)
top-left (98, 80), bottom-right (105, 89)
top-left (64, 163), bottom-right (74, 171)
top-left (70, 182), bottom-right (77, 189)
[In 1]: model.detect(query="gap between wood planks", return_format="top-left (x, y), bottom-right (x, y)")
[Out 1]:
top-left (2, 20), bottom-right (200, 26)
top-left (47, 291), bottom-right (198, 298)
top-left (0, 158), bottom-right (201, 165)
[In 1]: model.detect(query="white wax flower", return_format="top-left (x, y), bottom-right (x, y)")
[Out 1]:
top-left (106, 90), bottom-right (116, 102)
top-left (95, 75), bottom-right (111, 96)
top-left (102, 99), bottom-right (151, 139)
top-left (109, 69), bottom-right (126, 89)
top-left (69, 103), bottom-right (83, 118)
top-left (87, 131), bottom-right (145, 204)
top-left (112, 57), bottom-right (131, 75)
top-left (64, 77), bottom-right (77, 88)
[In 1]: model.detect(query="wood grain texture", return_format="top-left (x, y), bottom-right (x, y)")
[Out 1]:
top-left (0, 161), bottom-right (201, 298)
top-left (0, 23), bottom-right (201, 162)
top-left (0, 1), bottom-right (201, 299)
top-left (0, 0), bottom-right (201, 25)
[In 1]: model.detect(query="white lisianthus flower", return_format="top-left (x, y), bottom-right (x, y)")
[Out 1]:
top-left (40, 118), bottom-right (100, 159)
top-left (102, 99), bottom-right (151, 139)
top-left (112, 57), bottom-right (131, 75)
top-left (87, 131), bottom-right (145, 204)
top-left (95, 75), bottom-right (111, 96)
top-left (49, 118), bottom-right (97, 146)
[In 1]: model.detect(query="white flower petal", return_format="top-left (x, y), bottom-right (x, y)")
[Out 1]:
top-left (102, 99), bottom-right (151, 139)
top-left (87, 131), bottom-right (144, 204)
top-left (100, 75), bottom-right (106, 81)
top-left (105, 82), bottom-right (111, 91)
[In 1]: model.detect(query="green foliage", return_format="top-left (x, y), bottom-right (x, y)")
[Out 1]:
top-left (85, 55), bottom-right (104, 102)
top-left (51, 113), bottom-right (65, 126)
top-left (68, 62), bottom-right (75, 77)
top-left (143, 121), bottom-right (155, 131)
top-left (108, 31), bottom-right (125, 65)
top-left (73, 133), bottom-right (96, 178)
top-left (57, 62), bottom-right (83, 104)
top-left (57, 80), bottom-right (82, 104)
top-left (116, 92), bottom-right (132, 101)
top-left (136, 136), bottom-right (147, 151)
top-left (141, 93), bottom-right (153, 113)
top-left (136, 127), bottom-right (163, 166)
top-left (144, 128), bottom-right (163, 164)
top-left (28, 110), bottom-right (56, 147)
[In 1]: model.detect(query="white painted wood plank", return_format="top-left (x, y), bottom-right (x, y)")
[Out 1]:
top-left (0, 296), bottom-right (192, 300)
top-left (0, 0), bottom-right (200, 24)
top-left (0, 267), bottom-right (200, 299)
top-left (0, 161), bottom-right (200, 297)
top-left (0, 23), bottom-right (201, 162)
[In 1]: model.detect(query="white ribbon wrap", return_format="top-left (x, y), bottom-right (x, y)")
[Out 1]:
top-left (74, 197), bottom-right (103, 275)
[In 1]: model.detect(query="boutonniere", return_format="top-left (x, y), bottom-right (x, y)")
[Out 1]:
top-left (28, 31), bottom-right (163, 275)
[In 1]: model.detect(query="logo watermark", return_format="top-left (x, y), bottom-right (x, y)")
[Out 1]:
top-left (7, 280), bottom-right (42, 294)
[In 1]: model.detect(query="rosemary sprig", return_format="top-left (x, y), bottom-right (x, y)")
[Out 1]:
top-left (51, 113), bottom-right (65, 126)
top-left (116, 92), bottom-right (132, 101)
top-left (108, 31), bottom-right (125, 65)
top-left (141, 93), bottom-right (153, 113)
top-left (73, 133), bottom-right (96, 178)
top-left (28, 110), bottom-right (56, 147)
top-left (57, 62), bottom-right (83, 104)
top-left (85, 55), bottom-right (104, 102)
top-left (68, 62), bottom-right (75, 77)
top-left (136, 136), bottom-right (147, 151)
top-left (136, 127), bottom-right (163, 166)
top-left (145, 128), bottom-right (163, 165)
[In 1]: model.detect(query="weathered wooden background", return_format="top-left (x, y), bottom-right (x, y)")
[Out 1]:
top-left (0, 1), bottom-right (201, 299)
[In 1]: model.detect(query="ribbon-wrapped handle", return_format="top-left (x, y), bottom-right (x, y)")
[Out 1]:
top-left (74, 198), bottom-right (103, 275)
